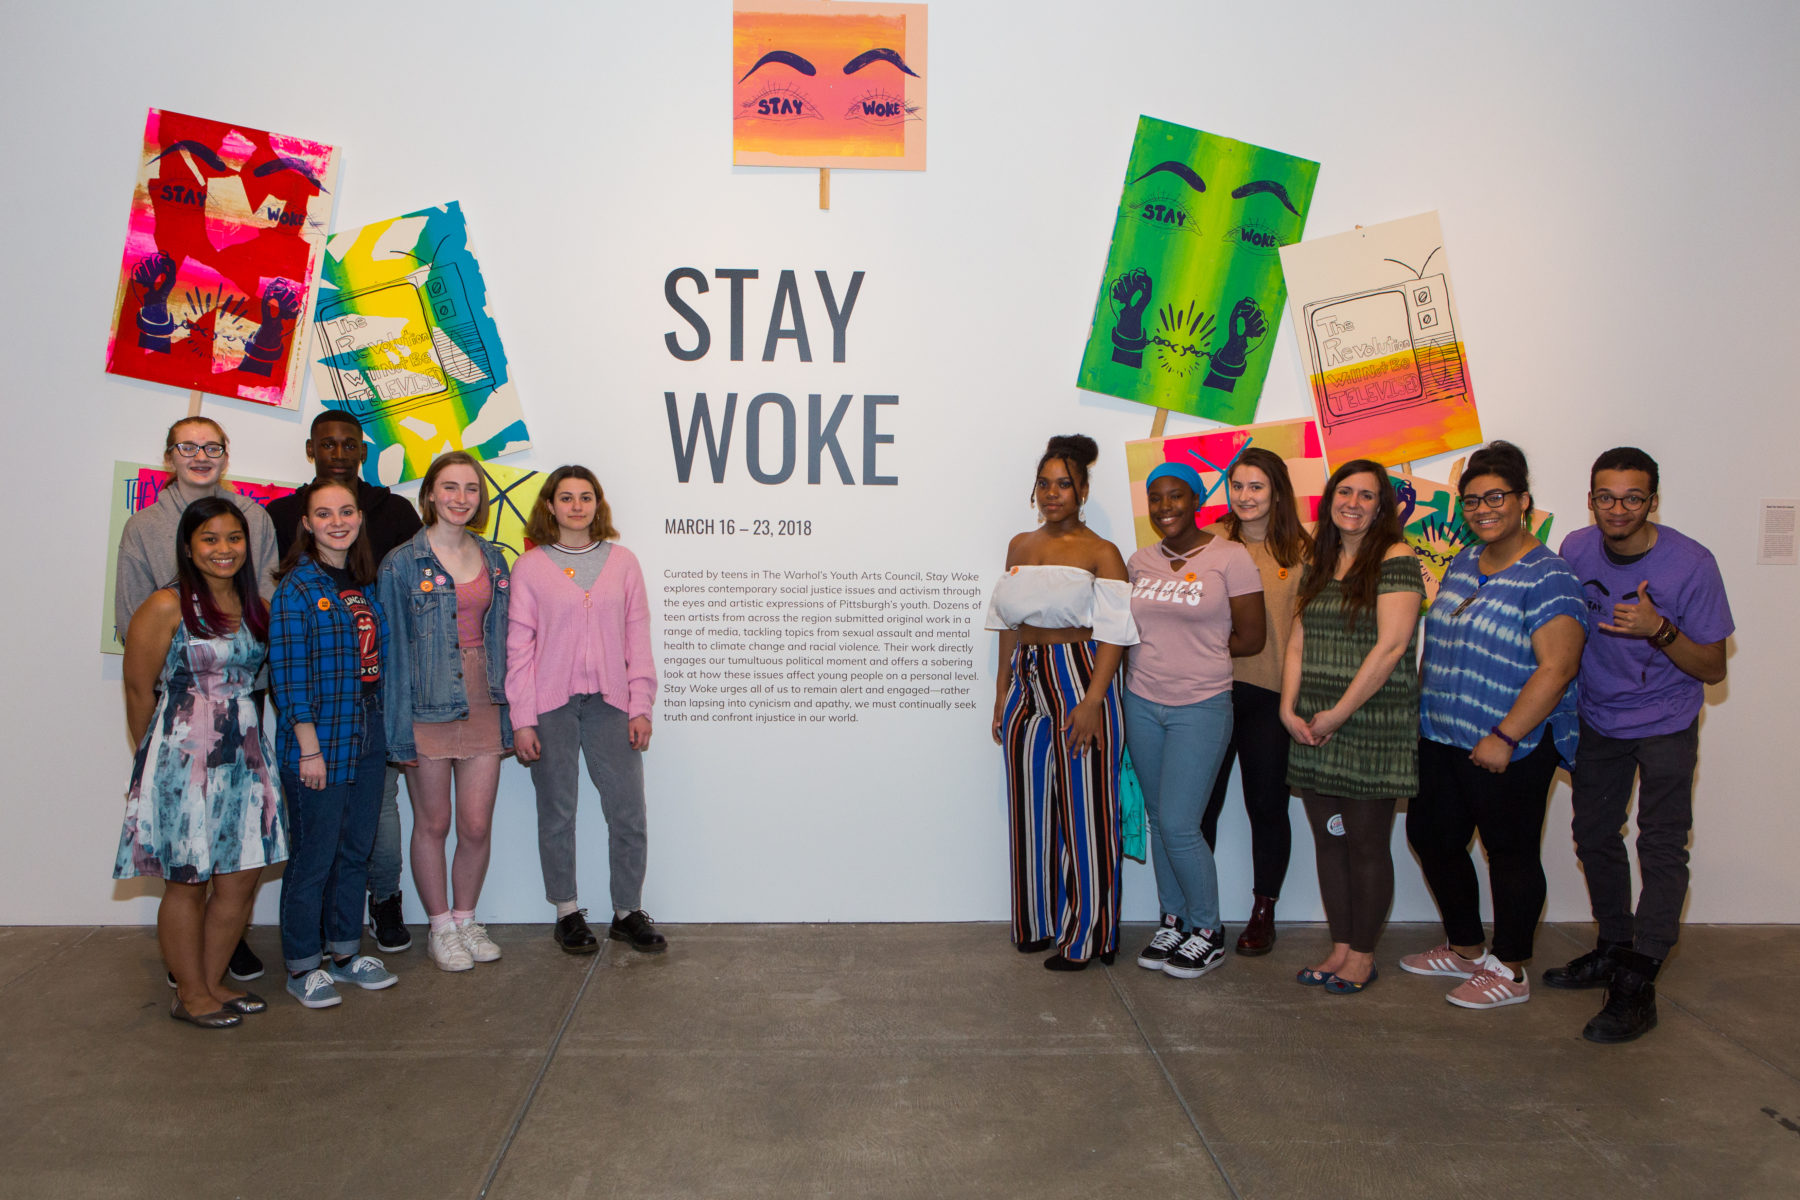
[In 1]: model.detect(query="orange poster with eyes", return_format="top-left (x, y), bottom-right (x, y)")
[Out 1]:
top-left (733, 0), bottom-right (927, 170)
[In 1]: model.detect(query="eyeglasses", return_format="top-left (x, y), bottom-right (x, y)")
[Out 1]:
top-left (1459, 489), bottom-right (1519, 511)
top-left (1590, 491), bottom-right (1651, 511)
top-left (173, 442), bottom-right (226, 459)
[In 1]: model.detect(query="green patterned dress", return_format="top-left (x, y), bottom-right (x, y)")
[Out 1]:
top-left (1286, 556), bottom-right (1424, 800)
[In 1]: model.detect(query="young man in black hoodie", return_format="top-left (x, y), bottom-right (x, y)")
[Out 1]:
top-left (268, 411), bottom-right (423, 953)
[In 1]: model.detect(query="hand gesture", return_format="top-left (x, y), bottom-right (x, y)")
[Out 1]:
top-left (1109, 268), bottom-right (1153, 366)
top-left (1203, 295), bottom-right (1267, 389)
top-left (1280, 706), bottom-right (1318, 746)
top-left (1468, 734), bottom-right (1512, 774)
top-left (514, 726), bottom-right (541, 764)
top-left (132, 253), bottom-right (178, 349)
top-left (1305, 704), bottom-right (1346, 747)
top-left (1600, 579), bottom-right (1661, 637)
top-left (1227, 295), bottom-right (1268, 343)
top-left (628, 716), bottom-right (653, 751)
top-left (1061, 698), bottom-right (1105, 758)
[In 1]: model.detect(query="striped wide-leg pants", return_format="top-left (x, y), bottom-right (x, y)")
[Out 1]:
top-left (1000, 640), bottom-right (1123, 962)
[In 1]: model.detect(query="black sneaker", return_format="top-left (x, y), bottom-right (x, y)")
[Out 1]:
top-left (609, 909), bottom-right (668, 954)
top-left (1162, 929), bottom-right (1226, 980)
top-left (228, 938), bottom-right (265, 982)
top-left (1136, 915), bottom-right (1185, 970)
top-left (368, 893), bottom-right (413, 953)
top-left (1543, 941), bottom-right (1625, 990)
top-left (553, 909), bottom-right (599, 955)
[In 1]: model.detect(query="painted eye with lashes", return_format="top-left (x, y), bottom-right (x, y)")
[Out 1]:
top-left (842, 89), bottom-right (918, 125)
top-left (738, 82), bottom-right (822, 122)
top-left (1223, 221), bottom-right (1286, 253)
top-left (1132, 194), bottom-right (1199, 235)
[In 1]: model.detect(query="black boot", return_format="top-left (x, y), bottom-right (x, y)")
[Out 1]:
top-left (1543, 938), bottom-right (1630, 990)
top-left (1582, 947), bottom-right (1661, 1044)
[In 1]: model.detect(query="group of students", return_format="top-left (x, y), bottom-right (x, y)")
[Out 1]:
top-left (986, 433), bottom-right (1731, 1045)
top-left (112, 411), bottom-right (665, 1028)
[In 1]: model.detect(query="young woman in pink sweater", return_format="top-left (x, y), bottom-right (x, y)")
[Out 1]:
top-left (505, 466), bottom-right (665, 955)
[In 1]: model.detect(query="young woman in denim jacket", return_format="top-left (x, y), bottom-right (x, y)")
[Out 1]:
top-left (376, 452), bottom-right (513, 973)
top-left (270, 480), bottom-right (399, 1009)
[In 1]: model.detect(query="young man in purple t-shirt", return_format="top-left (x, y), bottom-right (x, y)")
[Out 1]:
top-left (1547, 447), bottom-right (1733, 1043)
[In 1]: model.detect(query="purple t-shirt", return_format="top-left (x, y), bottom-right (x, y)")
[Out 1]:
top-left (1559, 523), bottom-right (1733, 738)
top-left (1126, 537), bottom-right (1262, 707)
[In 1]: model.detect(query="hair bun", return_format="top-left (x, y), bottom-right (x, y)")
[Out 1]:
top-left (1044, 434), bottom-right (1099, 468)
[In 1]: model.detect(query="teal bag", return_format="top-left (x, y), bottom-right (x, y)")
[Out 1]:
top-left (1119, 748), bottom-right (1147, 863)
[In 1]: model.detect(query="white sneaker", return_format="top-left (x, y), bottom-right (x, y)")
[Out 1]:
top-left (458, 920), bottom-right (502, 963)
top-left (429, 924), bottom-right (474, 972)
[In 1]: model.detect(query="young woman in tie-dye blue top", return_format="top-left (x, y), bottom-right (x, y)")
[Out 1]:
top-left (1403, 442), bottom-right (1589, 1013)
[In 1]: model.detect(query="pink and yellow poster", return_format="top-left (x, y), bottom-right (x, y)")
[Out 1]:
top-left (1124, 418), bottom-right (1326, 550)
top-left (104, 109), bottom-right (338, 409)
top-left (1279, 212), bottom-right (1482, 468)
top-left (732, 0), bottom-right (927, 170)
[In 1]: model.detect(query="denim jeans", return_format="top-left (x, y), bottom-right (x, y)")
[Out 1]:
top-left (1123, 689), bottom-right (1233, 933)
top-left (530, 694), bottom-right (647, 912)
top-left (365, 765), bottom-right (404, 903)
top-left (281, 695), bottom-right (387, 971)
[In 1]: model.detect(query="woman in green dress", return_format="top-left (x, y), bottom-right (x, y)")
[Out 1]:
top-left (1280, 460), bottom-right (1422, 994)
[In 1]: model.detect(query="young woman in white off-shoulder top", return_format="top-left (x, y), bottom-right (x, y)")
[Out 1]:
top-left (984, 435), bottom-right (1137, 971)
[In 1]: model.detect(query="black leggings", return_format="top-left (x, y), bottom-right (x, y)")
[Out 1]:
top-left (1202, 682), bottom-right (1294, 898)
top-left (1301, 793), bottom-right (1397, 954)
top-left (1407, 735), bottom-right (1559, 963)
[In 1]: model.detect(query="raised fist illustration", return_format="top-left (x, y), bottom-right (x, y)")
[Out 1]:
top-left (132, 252), bottom-right (179, 352)
top-left (1203, 296), bottom-right (1267, 391)
top-left (1109, 268), bottom-right (1154, 368)
top-left (239, 277), bottom-right (303, 376)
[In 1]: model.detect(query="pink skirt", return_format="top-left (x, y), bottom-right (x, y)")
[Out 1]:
top-left (413, 645), bottom-right (506, 760)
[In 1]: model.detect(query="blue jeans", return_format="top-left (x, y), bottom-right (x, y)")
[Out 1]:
top-left (366, 765), bottom-right (404, 902)
top-left (1123, 689), bottom-right (1233, 933)
top-left (281, 696), bottom-right (387, 972)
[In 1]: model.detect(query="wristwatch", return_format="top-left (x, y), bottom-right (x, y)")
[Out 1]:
top-left (1651, 618), bottom-right (1680, 649)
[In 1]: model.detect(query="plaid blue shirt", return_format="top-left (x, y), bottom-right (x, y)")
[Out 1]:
top-left (271, 556), bottom-right (391, 785)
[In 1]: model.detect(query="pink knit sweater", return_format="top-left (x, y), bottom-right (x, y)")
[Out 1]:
top-left (505, 543), bottom-right (657, 726)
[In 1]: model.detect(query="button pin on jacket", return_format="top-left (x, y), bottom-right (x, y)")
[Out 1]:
top-left (420, 581), bottom-right (433, 592)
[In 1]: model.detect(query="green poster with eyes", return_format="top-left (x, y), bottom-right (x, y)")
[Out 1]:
top-left (1078, 117), bottom-right (1319, 423)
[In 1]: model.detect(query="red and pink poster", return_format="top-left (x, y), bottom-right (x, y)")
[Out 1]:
top-left (104, 109), bottom-right (339, 409)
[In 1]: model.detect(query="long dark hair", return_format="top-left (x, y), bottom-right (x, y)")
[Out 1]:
top-left (525, 464), bottom-right (618, 546)
top-left (1218, 446), bottom-right (1313, 569)
top-left (274, 479), bottom-right (377, 585)
top-left (175, 497), bottom-right (268, 642)
top-left (1296, 459), bottom-right (1405, 626)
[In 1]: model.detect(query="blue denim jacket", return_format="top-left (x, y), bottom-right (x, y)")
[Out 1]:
top-left (376, 528), bottom-right (513, 761)
top-left (270, 556), bottom-right (391, 786)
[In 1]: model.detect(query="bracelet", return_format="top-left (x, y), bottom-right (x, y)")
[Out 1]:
top-left (299, 752), bottom-right (323, 762)
top-left (1490, 725), bottom-right (1519, 749)
top-left (1651, 618), bottom-right (1680, 649)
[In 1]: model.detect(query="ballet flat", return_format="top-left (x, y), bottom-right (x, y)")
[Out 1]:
top-left (222, 992), bottom-right (267, 1015)
top-left (170, 997), bottom-right (242, 1029)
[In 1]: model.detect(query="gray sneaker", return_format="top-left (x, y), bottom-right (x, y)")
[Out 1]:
top-left (326, 954), bottom-right (398, 991)
top-left (287, 968), bottom-right (342, 1009)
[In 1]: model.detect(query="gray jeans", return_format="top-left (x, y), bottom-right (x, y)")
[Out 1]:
top-left (530, 694), bottom-right (647, 912)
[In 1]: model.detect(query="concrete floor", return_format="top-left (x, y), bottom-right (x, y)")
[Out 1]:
top-left (1, 923), bottom-right (1797, 1199)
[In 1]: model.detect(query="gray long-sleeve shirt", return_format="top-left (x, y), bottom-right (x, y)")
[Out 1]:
top-left (113, 481), bottom-right (280, 645)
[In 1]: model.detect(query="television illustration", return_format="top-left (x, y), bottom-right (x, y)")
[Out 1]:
top-left (313, 261), bottom-right (496, 420)
top-left (1303, 273), bottom-right (1468, 429)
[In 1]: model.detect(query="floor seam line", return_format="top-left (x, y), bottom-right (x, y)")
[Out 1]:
top-left (476, 942), bottom-right (610, 1198)
top-left (0, 927), bottom-right (102, 998)
top-left (1104, 964), bottom-right (1244, 1200)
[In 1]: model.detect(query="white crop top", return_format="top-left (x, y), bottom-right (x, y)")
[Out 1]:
top-left (984, 565), bottom-right (1140, 646)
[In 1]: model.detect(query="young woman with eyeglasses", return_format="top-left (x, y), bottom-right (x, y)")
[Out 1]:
top-left (1401, 441), bottom-right (1589, 1010)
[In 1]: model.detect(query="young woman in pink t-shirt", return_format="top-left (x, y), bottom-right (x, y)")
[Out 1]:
top-left (1125, 463), bottom-right (1265, 981)
top-left (505, 466), bottom-right (666, 957)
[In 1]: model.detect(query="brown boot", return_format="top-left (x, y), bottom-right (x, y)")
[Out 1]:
top-left (1235, 895), bottom-right (1277, 956)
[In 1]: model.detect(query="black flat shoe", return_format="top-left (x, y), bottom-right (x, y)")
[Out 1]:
top-left (1043, 953), bottom-right (1090, 972)
top-left (609, 909), bottom-right (668, 954)
top-left (553, 910), bottom-right (599, 955)
top-left (1015, 937), bottom-right (1054, 954)
top-left (170, 998), bottom-right (241, 1029)
top-left (222, 991), bottom-right (267, 1015)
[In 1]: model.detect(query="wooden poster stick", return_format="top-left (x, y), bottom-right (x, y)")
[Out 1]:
top-left (186, 389), bottom-right (204, 417)
top-left (1149, 408), bottom-right (1169, 439)
top-left (1448, 457), bottom-right (1466, 485)
top-left (819, 168), bottom-right (831, 210)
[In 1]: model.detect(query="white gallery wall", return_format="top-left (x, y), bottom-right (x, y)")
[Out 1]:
top-left (2, 0), bottom-right (1795, 928)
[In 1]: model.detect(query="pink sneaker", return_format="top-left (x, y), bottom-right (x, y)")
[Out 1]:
top-left (1446, 955), bottom-right (1531, 1010)
top-left (1398, 943), bottom-right (1482, 979)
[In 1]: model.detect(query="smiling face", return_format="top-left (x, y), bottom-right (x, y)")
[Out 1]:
top-left (1034, 458), bottom-right (1085, 525)
top-left (1589, 468), bottom-right (1658, 547)
top-left (302, 483), bottom-right (362, 558)
top-left (188, 512), bottom-right (247, 583)
top-left (165, 419), bottom-right (228, 490)
top-left (429, 463), bottom-right (482, 529)
top-left (1461, 473), bottom-right (1527, 546)
top-left (1227, 463), bottom-right (1273, 526)
top-left (1330, 471), bottom-right (1383, 539)
top-left (1147, 476), bottom-right (1200, 543)
top-left (551, 480), bottom-right (598, 543)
